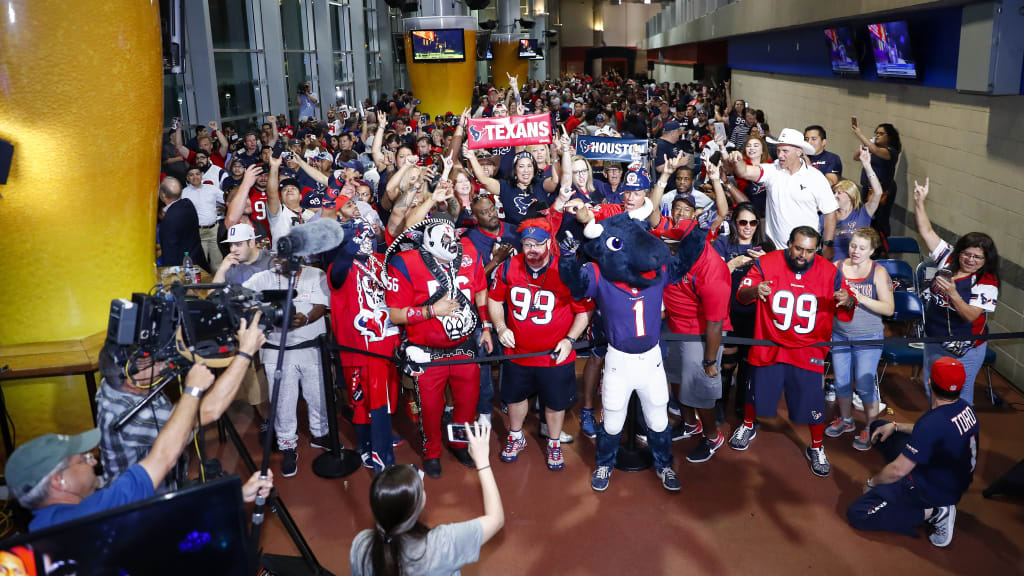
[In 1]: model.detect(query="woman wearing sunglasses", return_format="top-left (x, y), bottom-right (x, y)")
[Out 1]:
top-left (350, 422), bottom-right (504, 575)
top-left (712, 203), bottom-right (775, 422)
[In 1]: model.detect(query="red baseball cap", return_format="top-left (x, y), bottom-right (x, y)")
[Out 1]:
top-left (930, 357), bottom-right (966, 392)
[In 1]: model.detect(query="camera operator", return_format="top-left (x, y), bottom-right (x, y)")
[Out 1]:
top-left (93, 316), bottom-right (265, 495)
top-left (7, 315), bottom-right (268, 532)
top-left (243, 256), bottom-right (330, 478)
top-left (298, 82), bottom-right (319, 123)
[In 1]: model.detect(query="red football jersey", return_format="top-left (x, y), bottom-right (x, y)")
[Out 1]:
top-left (329, 253), bottom-right (400, 367)
top-left (663, 239), bottom-right (733, 335)
top-left (248, 187), bottom-right (270, 239)
top-left (489, 255), bottom-right (594, 367)
top-left (739, 251), bottom-right (855, 373)
top-left (386, 239), bottom-right (487, 349)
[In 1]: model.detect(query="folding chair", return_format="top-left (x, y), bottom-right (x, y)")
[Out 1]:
top-left (884, 236), bottom-right (921, 263)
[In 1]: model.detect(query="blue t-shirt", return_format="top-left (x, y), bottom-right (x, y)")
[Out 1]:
top-left (582, 263), bottom-right (667, 354)
top-left (463, 223), bottom-right (521, 268)
top-left (825, 206), bottom-right (873, 262)
top-left (499, 180), bottom-right (548, 226)
top-left (903, 399), bottom-right (979, 506)
top-left (807, 150), bottom-right (843, 181)
top-left (593, 178), bottom-right (624, 206)
top-left (30, 464), bottom-right (154, 532)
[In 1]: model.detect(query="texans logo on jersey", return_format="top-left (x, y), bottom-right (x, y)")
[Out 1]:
top-left (493, 146), bottom-right (513, 155)
top-left (354, 308), bottom-right (394, 341)
top-left (513, 194), bottom-right (534, 215)
top-left (468, 125), bottom-right (482, 142)
top-left (462, 255), bottom-right (474, 268)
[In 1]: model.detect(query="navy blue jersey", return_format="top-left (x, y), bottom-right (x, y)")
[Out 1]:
top-left (499, 180), bottom-right (548, 226)
top-left (582, 264), bottom-right (667, 354)
top-left (806, 150), bottom-right (843, 180)
top-left (712, 235), bottom-right (757, 315)
top-left (464, 223), bottom-right (521, 268)
top-left (903, 399), bottom-right (979, 506)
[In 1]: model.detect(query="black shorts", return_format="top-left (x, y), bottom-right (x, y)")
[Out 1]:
top-left (751, 363), bottom-right (825, 424)
top-left (500, 361), bottom-right (577, 411)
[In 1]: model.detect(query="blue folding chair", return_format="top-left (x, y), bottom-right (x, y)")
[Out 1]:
top-left (878, 291), bottom-right (926, 385)
top-left (876, 258), bottom-right (916, 294)
top-left (885, 236), bottom-right (921, 259)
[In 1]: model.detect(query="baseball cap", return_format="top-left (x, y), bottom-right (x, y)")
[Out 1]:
top-left (520, 225), bottom-right (551, 243)
top-left (595, 125), bottom-right (615, 137)
top-left (622, 168), bottom-right (651, 192)
top-left (337, 159), bottom-right (364, 173)
top-left (930, 357), bottom-right (966, 392)
top-left (5, 429), bottom-right (100, 502)
top-left (222, 223), bottom-right (259, 243)
top-left (595, 113), bottom-right (607, 123)
top-left (663, 120), bottom-right (681, 132)
top-left (279, 177), bottom-right (301, 191)
top-left (315, 151), bottom-right (334, 163)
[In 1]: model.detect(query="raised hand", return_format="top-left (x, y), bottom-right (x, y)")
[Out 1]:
top-left (858, 146), bottom-right (872, 165)
top-left (913, 177), bottom-right (930, 204)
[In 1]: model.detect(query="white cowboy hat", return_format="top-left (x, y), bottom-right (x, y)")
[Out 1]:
top-left (766, 128), bottom-right (816, 155)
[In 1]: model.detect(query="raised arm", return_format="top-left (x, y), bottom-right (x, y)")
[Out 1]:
top-left (138, 364), bottom-right (214, 490)
top-left (912, 177), bottom-right (942, 254)
top-left (294, 155), bottom-right (329, 185)
top-left (209, 121), bottom-right (229, 156)
top-left (466, 422), bottom-right (504, 544)
top-left (852, 120), bottom-right (891, 160)
top-left (371, 110), bottom-right (389, 171)
top-left (463, 144), bottom-right (500, 196)
top-left (705, 162), bottom-right (730, 231)
top-left (725, 150), bottom-right (760, 181)
top-left (172, 122), bottom-right (191, 160)
top-left (858, 147), bottom-right (884, 218)
top-left (266, 154), bottom-right (283, 217)
top-left (265, 115), bottom-right (279, 148)
top-left (226, 164), bottom-right (260, 226)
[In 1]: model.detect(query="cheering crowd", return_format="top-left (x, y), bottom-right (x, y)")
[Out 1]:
top-left (7, 71), bottom-right (995, 573)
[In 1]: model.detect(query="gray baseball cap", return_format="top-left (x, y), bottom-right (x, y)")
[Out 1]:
top-left (5, 429), bottom-right (100, 501)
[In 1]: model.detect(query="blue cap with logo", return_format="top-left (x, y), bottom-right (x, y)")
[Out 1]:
top-left (622, 167), bottom-right (651, 192)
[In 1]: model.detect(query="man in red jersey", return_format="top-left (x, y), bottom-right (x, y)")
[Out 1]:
top-left (226, 163), bottom-right (273, 250)
top-left (488, 217), bottom-right (593, 471)
top-left (329, 218), bottom-right (400, 474)
top-left (729, 226), bottom-right (857, 477)
top-left (386, 218), bottom-right (494, 478)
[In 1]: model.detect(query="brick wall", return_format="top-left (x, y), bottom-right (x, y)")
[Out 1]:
top-left (732, 70), bottom-right (1024, 388)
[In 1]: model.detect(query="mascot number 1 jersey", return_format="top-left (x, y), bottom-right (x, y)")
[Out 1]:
top-left (740, 252), bottom-right (855, 373)
top-left (584, 264), bottom-right (668, 355)
top-left (387, 239), bottom-right (486, 349)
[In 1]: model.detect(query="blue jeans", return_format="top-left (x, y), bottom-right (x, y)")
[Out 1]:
top-left (921, 342), bottom-right (985, 406)
top-left (831, 331), bottom-right (883, 404)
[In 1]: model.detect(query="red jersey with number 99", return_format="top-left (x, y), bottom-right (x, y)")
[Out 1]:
top-left (249, 187), bottom-right (270, 238)
top-left (739, 251), bottom-right (855, 373)
top-left (489, 255), bottom-right (594, 367)
top-left (386, 239), bottom-right (486, 349)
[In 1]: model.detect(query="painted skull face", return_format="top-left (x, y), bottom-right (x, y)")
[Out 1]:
top-left (423, 221), bottom-right (458, 262)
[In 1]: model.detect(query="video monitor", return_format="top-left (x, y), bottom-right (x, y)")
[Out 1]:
top-left (824, 26), bottom-right (859, 74)
top-left (867, 20), bottom-right (918, 79)
top-left (410, 29), bottom-right (466, 63)
top-left (0, 477), bottom-right (250, 576)
top-left (518, 38), bottom-right (539, 59)
top-left (531, 45), bottom-right (544, 61)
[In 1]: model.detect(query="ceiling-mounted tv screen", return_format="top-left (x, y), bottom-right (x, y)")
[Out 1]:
top-left (531, 45), bottom-right (544, 61)
top-left (867, 21), bottom-right (917, 79)
top-left (410, 29), bottom-right (466, 63)
top-left (824, 26), bottom-right (859, 74)
top-left (518, 38), bottom-right (539, 59)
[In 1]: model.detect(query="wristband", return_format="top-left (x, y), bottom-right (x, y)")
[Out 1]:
top-left (564, 335), bottom-right (577, 345)
top-left (236, 350), bottom-right (253, 362)
top-left (892, 422), bottom-right (898, 432)
top-left (184, 386), bottom-right (205, 399)
top-left (702, 359), bottom-right (717, 368)
top-left (477, 304), bottom-right (490, 324)
top-left (476, 465), bottom-right (491, 472)
top-left (406, 306), bottom-right (429, 325)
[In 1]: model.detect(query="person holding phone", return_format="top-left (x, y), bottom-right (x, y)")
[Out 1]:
top-left (913, 178), bottom-right (999, 406)
top-left (852, 120), bottom-right (901, 238)
top-left (350, 422), bottom-right (504, 575)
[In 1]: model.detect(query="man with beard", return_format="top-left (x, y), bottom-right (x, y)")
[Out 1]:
top-left (386, 219), bottom-right (494, 478)
top-left (329, 218), bottom-right (400, 473)
top-left (226, 164), bottom-right (273, 250)
top-left (194, 150), bottom-right (227, 188)
top-left (489, 218), bottom-right (592, 471)
top-left (729, 226), bottom-right (857, 478)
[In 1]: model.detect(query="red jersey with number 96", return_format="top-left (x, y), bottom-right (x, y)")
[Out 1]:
top-left (489, 255), bottom-right (594, 367)
top-left (739, 251), bottom-right (855, 373)
top-left (386, 239), bottom-right (486, 349)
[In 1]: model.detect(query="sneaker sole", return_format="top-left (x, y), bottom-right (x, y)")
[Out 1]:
top-left (662, 483), bottom-right (682, 492)
top-left (582, 431), bottom-right (597, 439)
top-left (547, 462), bottom-right (565, 471)
top-left (805, 449), bottom-right (831, 477)
top-left (852, 441), bottom-right (872, 452)
top-left (825, 427), bottom-right (854, 438)
top-left (311, 441), bottom-right (330, 450)
top-left (930, 507), bottom-right (956, 547)
top-left (729, 428), bottom-right (756, 451)
top-left (686, 440), bottom-right (725, 463)
top-left (282, 455), bottom-right (298, 478)
top-left (591, 482), bottom-right (609, 492)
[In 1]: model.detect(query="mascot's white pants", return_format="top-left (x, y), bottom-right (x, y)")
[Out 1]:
top-left (601, 344), bottom-right (669, 435)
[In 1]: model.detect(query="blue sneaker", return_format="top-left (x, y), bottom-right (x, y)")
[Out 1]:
top-left (591, 465), bottom-right (612, 492)
top-left (580, 408), bottom-right (597, 439)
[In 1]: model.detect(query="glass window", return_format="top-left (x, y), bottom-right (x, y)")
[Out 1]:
top-left (209, 0), bottom-right (253, 50)
top-left (214, 52), bottom-right (260, 119)
top-left (163, 73), bottom-right (185, 129)
top-left (331, 2), bottom-right (352, 52)
top-left (285, 52), bottom-right (318, 125)
top-left (280, 0), bottom-right (308, 51)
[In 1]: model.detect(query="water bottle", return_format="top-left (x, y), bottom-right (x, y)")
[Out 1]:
top-left (182, 252), bottom-right (193, 285)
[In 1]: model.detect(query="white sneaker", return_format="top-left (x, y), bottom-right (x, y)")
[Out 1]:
top-left (928, 505), bottom-right (956, 547)
top-left (852, 395), bottom-right (887, 413)
top-left (539, 421), bottom-right (574, 444)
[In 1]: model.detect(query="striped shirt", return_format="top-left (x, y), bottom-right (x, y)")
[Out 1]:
top-left (96, 378), bottom-right (185, 493)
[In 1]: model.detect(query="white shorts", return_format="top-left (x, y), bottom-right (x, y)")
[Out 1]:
top-left (602, 344), bottom-right (669, 413)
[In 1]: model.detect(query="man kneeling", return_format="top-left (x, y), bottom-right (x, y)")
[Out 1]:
top-left (847, 357), bottom-right (979, 547)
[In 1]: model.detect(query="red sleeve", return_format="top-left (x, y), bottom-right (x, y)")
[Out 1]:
top-left (738, 260), bottom-right (763, 305)
top-left (591, 203), bottom-right (623, 222)
top-left (385, 255), bottom-right (415, 309)
top-left (570, 296), bottom-right (595, 314)
top-left (463, 240), bottom-right (487, 296)
top-left (488, 261), bottom-right (509, 302)
top-left (565, 116), bottom-right (581, 134)
top-left (696, 252), bottom-right (733, 322)
top-left (835, 271), bottom-right (858, 322)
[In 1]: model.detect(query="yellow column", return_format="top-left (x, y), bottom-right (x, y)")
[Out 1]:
top-left (491, 41), bottom-right (529, 90)
top-left (0, 0), bottom-right (162, 345)
top-left (0, 1), bottom-right (162, 440)
top-left (404, 20), bottom-right (477, 119)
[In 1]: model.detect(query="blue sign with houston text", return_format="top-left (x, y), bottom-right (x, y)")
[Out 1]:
top-left (575, 136), bottom-right (648, 162)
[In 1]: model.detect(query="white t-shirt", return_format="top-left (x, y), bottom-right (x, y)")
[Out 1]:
top-left (758, 159), bottom-right (838, 248)
top-left (181, 184), bottom-right (225, 227)
top-left (243, 266), bottom-right (329, 344)
top-left (202, 164), bottom-right (227, 189)
top-left (268, 205), bottom-right (317, 251)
